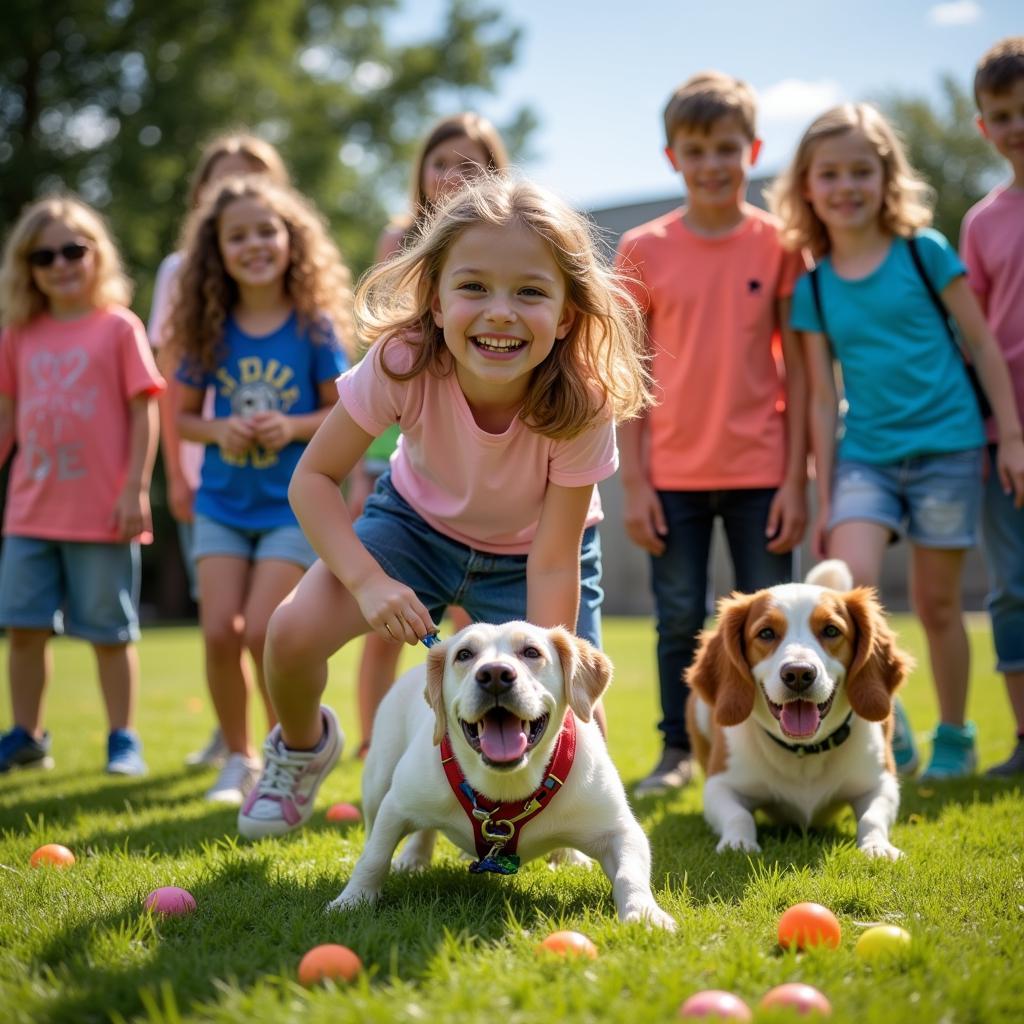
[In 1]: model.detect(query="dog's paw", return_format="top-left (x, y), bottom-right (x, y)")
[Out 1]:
top-left (860, 836), bottom-right (903, 861)
top-left (326, 887), bottom-right (379, 912)
top-left (547, 847), bottom-right (594, 870)
top-left (716, 834), bottom-right (761, 854)
top-left (392, 848), bottom-right (431, 873)
top-left (623, 902), bottom-right (677, 931)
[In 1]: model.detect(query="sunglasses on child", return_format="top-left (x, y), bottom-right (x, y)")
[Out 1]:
top-left (28, 243), bottom-right (91, 268)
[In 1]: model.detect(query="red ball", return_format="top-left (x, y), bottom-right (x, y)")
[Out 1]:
top-left (536, 930), bottom-right (598, 959)
top-left (777, 902), bottom-right (842, 950)
top-left (144, 886), bottom-right (197, 916)
top-left (30, 844), bottom-right (75, 869)
top-left (678, 989), bottom-right (753, 1020)
top-left (326, 802), bottom-right (362, 822)
top-left (298, 944), bottom-right (362, 985)
top-left (760, 983), bottom-right (832, 1016)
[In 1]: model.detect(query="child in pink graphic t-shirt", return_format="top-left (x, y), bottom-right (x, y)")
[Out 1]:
top-left (0, 195), bottom-right (164, 776)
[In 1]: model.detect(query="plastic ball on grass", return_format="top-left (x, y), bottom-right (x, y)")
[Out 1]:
top-left (298, 944), bottom-right (362, 986)
top-left (777, 902), bottom-right (842, 950)
top-left (760, 983), bottom-right (832, 1016)
top-left (30, 844), bottom-right (76, 868)
top-left (144, 886), bottom-right (197, 916)
top-left (855, 925), bottom-right (911, 963)
top-left (678, 989), bottom-right (753, 1020)
top-left (536, 930), bottom-right (598, 959)
top-left (326, 802), bottom-right (362, 823)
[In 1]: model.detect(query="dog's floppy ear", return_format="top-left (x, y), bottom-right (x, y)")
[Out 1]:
top-left (549, 627), bottom-right (612, 723)
top-left (843, 587), bottom-right (914, 722)
top-left (424, 641), bottom-right (449, 745)
top-left (686, 593), bottom-right (757, 727)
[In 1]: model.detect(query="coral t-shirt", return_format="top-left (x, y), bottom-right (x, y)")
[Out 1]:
top-left (0, 307), bottom-right (165, 542)
top-left (336, 337), bottom-right (618, 555)
top-left (614, 206), bottom-right (802, 490)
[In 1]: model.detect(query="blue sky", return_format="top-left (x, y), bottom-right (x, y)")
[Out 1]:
top-left (391, 0), bottom-right (1020, 210)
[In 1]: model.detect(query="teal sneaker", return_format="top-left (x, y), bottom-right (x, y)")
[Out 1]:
top-left (106, 729), bottom-right (147, 776)
top-left (890, 699), bottom-right (919, 777)
top-left (921, 722), bottom-right (977, 781)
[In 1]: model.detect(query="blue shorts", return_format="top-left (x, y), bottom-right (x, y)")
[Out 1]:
top-left (355, 473), bottom-right (604, 647)
top-left (193, 514), bottom-right (316, 568)
top-left (829, 449), bottom-right (983, 548)
top-left (0, 536), bottom-right (140, 644)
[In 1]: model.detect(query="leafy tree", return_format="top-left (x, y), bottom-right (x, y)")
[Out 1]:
top-left (0, 0), bottom-right (534, 304)
top-left (878, 74), bottom-right (1003, 247)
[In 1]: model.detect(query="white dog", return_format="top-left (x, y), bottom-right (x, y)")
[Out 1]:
top-left (686, 560), bottom-right (912, 860)
top-left (330, 621), bottom-right (675, 929)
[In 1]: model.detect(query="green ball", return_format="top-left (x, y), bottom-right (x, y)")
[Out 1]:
top-left (855, 925), bottom-right (912, 963)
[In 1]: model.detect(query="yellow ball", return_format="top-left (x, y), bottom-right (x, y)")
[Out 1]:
top-left (855, 925), bottom-right (912, 963)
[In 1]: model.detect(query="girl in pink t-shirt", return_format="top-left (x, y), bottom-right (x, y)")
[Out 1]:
top-left (238, 174), bottom-right (652, 840)
top-left (0, 195), bottom-right (164, 776)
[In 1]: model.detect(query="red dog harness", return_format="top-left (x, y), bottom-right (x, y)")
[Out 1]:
top-left (439, 711), bottom-right (576, 875)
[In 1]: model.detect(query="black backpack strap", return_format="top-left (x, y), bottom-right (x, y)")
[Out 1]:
top-left (906, 235), bottom-right (956, 347)
top-left (809, 265), bottom-right (826, 337)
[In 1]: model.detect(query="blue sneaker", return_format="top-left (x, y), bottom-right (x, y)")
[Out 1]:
top-left (890, 699), bottom-right (919, 777)
top-left (0, 726), bottom-right (54, 773)
top-left (921, 721), bottom-right (977, 781)
top-left (106, 729), bottom-right (147, 776)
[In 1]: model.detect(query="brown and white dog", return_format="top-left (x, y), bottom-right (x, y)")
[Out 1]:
top-left (330, 621), bottom-right (675, 928)
top-left (686, 560), bottom-right (913, 860)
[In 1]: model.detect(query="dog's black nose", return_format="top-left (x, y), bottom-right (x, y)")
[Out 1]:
top-left (780, 661), bottom-right (817, 693)
top-left (475, 661), bottom-right (517, 695)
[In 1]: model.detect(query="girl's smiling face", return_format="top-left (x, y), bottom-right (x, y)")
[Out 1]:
top-left (803, 129), bottom-right (886, 235)
top-left (217, 197), bottom-right (291, 291)
top-left (431, 221), bottom-right (575, 406)
top-left (29, 220), bottom-right (98, 318)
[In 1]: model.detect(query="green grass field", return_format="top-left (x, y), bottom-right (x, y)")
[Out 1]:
top-left (1, 616), bottom-right (1022, 1024)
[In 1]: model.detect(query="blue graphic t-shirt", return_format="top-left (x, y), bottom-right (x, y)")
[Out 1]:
top-left (178, 314), bottom-right (347, 529)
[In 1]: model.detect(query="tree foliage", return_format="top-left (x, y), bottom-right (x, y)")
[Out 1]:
top-left (878, 74), bottom-right (1003, 247)
top-left (0, 0), bottom-right (534, 307)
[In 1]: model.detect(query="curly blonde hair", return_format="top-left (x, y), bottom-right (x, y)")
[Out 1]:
top-left (767, 103), bottom-right (933, 259)
top-left (0, 194), bottom-right (132, 328)
top-left (356, 173), bottom-right (652, 440)
top-left (167, 176), bottom-right (354, 372)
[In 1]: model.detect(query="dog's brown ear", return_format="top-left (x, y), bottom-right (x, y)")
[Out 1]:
top-left (424, 641), bottom-right (449, 745)
top-left (549, 627), bottom-right (612, 723)
top-left (686, 593), bottom-right (756, 727)
top-left (844, 587), bottom-right (914, 722)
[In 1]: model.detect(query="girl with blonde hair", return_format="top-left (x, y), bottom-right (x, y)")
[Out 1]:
top-left (0, 195), bottom-right (164, 775)
top-left (238, 173), bottom-right (651, 839)
top-left (771, 103), bottom-right (1024, 780)
top-left (167, 174), bottom-right (352, 803)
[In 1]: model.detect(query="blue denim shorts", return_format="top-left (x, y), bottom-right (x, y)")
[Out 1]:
top-left (193, 514), bottom-right (316, 569)
top-left (0, 536), bottom-right (140, 643)
top-left (829, 449), bottom-right (983, 548)
top-left (355, 473), bottom-right (604, 647)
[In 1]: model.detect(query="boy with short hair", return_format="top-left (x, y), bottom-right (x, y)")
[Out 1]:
top-left (615, 71), bottom-right (807, 794)
top-left (961, 36), bottom-right (1024, 776)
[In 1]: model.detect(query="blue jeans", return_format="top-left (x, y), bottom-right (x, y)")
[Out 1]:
top-left (649, 488), bottom-right (794, 750)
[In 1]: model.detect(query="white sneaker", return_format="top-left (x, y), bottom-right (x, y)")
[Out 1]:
top-left (205, 752), bottom-right (262, 804)
top-left (185, 726), bottom-right (228, 768)
top-left (237, 707), bottom-right (343, 839)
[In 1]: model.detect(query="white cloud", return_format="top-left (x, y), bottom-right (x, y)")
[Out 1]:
top-left (927, 1), bottom-right (982, 27)
top-left (758, 79), bottom-right (845, 124)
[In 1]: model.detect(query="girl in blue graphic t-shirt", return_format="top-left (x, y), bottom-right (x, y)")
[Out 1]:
top-left (167, 176), bottom-right (351, 804)
top-left (771, 103), bottom-right (1024, 782)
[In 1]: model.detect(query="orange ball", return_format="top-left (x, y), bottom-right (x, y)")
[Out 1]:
top-left (297, 944), bottom-right (362, 986)
top-left (326, 802), bottom-right (362, 823)
top-left (536, 930), bottom-right (598, 959)
top-left (777, 902), bottom-right (842, 950)
top-left (760, 983), bottom-right (832, 1016)
top-left (30, 844), bottom-right (75, 869)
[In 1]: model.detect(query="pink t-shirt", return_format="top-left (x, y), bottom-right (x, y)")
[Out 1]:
top-left (336, 337), bottom-right (617, 555)
top-left (614, 205), bottom-right (803, 490)
top-left (960, 185), bottom-right (1024, 441)
top-left (0, 307), bottom-right (165, 542)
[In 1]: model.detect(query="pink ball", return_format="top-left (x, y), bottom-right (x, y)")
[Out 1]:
top-left (760, 983), bottom-right (832, 1016)
top-left (678, 990), bottom-right (753, 1021)
top-left (326, 802), bottom-right (362, 822)
top-left (144, 886), bottom-right (197, 916)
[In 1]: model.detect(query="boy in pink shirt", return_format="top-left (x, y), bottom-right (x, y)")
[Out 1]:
top-left (615, 72), bottom-right (808, 794)
top-left (961, 37), bottom-right (1024, 776)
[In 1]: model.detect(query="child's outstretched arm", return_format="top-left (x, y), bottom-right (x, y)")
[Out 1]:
top-left (943, 277), bottom-right (1024, 507)
top-left (114, 394), bottom-right (159, 541)
top-left (289, 400), bottom-right (436, 645)
top-left (620, 415), bottom-right (667, 556)
top-left (804, 330), bottom-right (839, 560)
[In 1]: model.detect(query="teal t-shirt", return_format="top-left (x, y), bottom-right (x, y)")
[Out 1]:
top-left (791, 229), bottom-right (985, 463)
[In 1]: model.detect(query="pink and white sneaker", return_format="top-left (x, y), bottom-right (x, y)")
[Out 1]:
top-left (237, 707), bottom-right (343, 839)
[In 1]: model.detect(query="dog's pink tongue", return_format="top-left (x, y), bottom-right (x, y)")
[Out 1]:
top-left (781, 700), bottom-right (820, 738)
top-left (479, 716), bottom-right (529, 763)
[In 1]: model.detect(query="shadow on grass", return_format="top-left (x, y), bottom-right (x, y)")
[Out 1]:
top-left (898, 773), bottom-right (1022, 822)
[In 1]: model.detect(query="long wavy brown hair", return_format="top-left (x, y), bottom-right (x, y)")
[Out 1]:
top-left (167, 176), bottom-right (354, 372)
top-left (356, 173), bottom-right (653, 440)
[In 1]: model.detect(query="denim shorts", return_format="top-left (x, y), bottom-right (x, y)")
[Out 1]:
top-left (193, 514), bottom-right (316, 569)
top-left (355, 473), bottom-right (604, 647)
top-left (0, 536), bottom-right (140, 644)
top-left (829, 449), bottom-right (983, 548)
